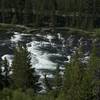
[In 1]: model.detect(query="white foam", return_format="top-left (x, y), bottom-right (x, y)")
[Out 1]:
top-left (50, 53), bottom-right (62, 57)
top-left (21, 33), bottom-right (32, 36)
top-left (27, 41), bottom-right (57, 70)
top-left (1, 54), bottom-right (14, 66)
top-left (82, 56), bottom-right (90, 63)
top-left (39, 72), bottom-right (54, 79)
top-left (57, 33), bottom-right (61, 39)
top-left (46, 35), bottom-right (54, 41)
top-left (36, 34), bottom-right (42, 37)
top-left (14, 32), bottom-right (19, 35)
top-left (67, 55), bottom-right (71, 63)
top-left (10, 32), bottom-right (22, 43)
top-left (46, 74), bottom-right (54, 78)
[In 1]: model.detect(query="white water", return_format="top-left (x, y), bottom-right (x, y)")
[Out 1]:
top-left (27, 41), bottom-right (57, 70)
top-left (2, 32), bottom-right (57, 77)
top-left (10, 32), bottom-right (22, 43)
top-left (1, 54), bottom-right (13, 66)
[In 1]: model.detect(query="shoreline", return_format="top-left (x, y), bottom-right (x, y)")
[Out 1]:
top-left (0, 23), bottom-right (99, 37)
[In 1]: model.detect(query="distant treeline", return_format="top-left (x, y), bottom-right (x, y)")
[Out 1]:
top-left (0, 0), bottom-right (100, 28)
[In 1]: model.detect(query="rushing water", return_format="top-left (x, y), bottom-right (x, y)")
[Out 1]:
top-left (0, 29), bottom-right (100, 92)
top-left (0, 30), bottom-right (99, 92)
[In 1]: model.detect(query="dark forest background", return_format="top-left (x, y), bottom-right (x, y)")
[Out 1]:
top-left (0, 0), bottom-right (100, 28)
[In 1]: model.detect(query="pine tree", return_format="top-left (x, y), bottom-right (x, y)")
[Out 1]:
top-left (0, 61), bottom-right (4, 90)
top-left (23, 0), bottom-right (33, 25)
top-left (2, 58), bottom-right (11, 88)
top-left (63, 50), bottom-right (84, 100)
top-left (11, 14), bottom-right (17, 24)
top-left (12, 45), bottom-right (40, 92)
top-left (55, 65), bottom-right (62, 89)
top-left (44, 74), bottom-right (52, 91)
top-left (53, 65), bottom-right (62, 97)
top-left (1, 0), bottom-right (5, 23)
top-left (78, 42), bottom-right (100, 100)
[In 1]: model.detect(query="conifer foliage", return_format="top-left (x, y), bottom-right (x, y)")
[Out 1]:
top-left (12, 45), bottom-right (40, 92)
top-left (2, 58), bottom-right (11, 88)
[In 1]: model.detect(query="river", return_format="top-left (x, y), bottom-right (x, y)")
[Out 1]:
top-left (0, 29), bottom-right (99, 92)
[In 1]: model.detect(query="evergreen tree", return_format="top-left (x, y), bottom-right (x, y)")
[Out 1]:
top-left (81, 43), bottom-right (100, 100)
top-left (2, 58), bottom-right (11, 88)
top-left (11, 14), bottom-right (17, 24)
top-left (63, 50), bottom-right (84, 100)
top-left (0, 61), bottom-right (4, 90)
top-left (55, 65), bottom-right (62, 89)
top-left (12, 45), bottom-right (40, 92)
top-left (44, 74), bottom-right (52, 91)
top-left (53, 65), bottom-right (62, 97)
top-left (1, 0), bottom-right (5, 23)
top-left (23, 0), bottom-right (33, 25)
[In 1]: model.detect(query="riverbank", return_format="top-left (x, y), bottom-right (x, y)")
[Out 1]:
top-left (0, 23), bottom-right (100, 37)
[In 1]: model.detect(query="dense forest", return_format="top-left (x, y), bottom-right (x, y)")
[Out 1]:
top-left (0, 0), bottom-right (100, 100)
top-left (0, 0), bottom-right (100, 28)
